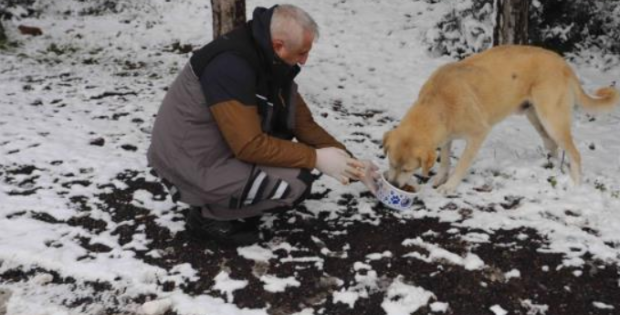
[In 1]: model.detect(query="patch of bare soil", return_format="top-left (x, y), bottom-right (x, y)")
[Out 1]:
top-left (2, 168), bottom-right (619, 315)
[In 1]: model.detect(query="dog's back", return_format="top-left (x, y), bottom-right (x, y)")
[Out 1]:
top-left (417, 45), bottom-right (618, 125)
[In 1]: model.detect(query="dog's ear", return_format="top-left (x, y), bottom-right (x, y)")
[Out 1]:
top-left (382, 130), bottom-right (393, 155)
top-left (421, 150), bottom-right (436, 177)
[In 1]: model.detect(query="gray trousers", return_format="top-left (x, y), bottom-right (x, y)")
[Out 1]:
top-left (156, 163), bottom-right (313, 220)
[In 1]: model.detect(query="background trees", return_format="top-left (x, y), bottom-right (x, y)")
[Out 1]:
top-left (1, 0), bottom-right (618, 59)
top-left (0, 21), bottom-right (6, 46)
top-left (530, 0), bottom-right (620, 55)
top-left (426, 0), bottom-right (620, 60)
top-left (210, 0), bottom-right (246, 39)
top-left (494, 0), bottom-right (529, 45)
top-left (0, 6), bottom-right (8, 46)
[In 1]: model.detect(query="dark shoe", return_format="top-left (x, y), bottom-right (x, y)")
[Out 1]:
top-left (185, 207), bottom-right (259, 246)
top-left (238, 215), bottom-right (262, 232)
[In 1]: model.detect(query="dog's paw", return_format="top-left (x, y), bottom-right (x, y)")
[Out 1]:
top-left (547, 150), bottom-right (559, 160)
top-left (436, 183), bottom-right (457, 196)
top-left (432, 174), bottom-right (449, 188)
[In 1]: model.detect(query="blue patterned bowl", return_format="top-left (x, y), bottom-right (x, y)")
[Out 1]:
top-left (375, 173), bottom-right (417, 211)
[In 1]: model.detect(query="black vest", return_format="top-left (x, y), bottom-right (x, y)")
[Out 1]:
top-left (189, 22), bottom-right (297, 140)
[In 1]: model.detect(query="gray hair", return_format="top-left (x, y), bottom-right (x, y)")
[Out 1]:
top-left (271, 4), bottom-right (319, 49)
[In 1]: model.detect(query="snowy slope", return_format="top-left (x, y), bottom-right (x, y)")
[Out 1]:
top-left (1, 0), bottom-right (620, 314)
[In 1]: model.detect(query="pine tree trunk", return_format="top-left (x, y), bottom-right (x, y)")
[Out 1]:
top-left (493, 0), bottom-right (530, 45)
top-left (210, 0), bottom-right (246, 39)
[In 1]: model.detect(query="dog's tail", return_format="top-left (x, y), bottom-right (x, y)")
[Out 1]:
top-left (570, 72), bottom-right (620, 113)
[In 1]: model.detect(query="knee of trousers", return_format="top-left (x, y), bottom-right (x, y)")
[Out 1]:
top-left (199, 168), bottom-right (314, 220)
top-left (230, 167), bottom-right (314, 210)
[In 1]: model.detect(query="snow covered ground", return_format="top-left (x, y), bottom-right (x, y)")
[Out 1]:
top-left (1, 0), bottom-right (620, 314)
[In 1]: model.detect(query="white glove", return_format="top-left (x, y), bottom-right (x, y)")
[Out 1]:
top-left (359, 160), bottom-right (380, 195)
top-left (315, 147), bottom-right (363, 184)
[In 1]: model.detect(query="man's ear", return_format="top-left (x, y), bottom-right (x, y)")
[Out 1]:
top-left (272, 38), bottom-right (285, 54)
top-left (421, 150), bottom-right (436, 177)
top-left (382, 130), bottom-right (393, 155)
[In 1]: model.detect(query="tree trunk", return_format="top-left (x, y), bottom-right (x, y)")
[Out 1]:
top-left (0, 22), bottom-right (6, 44)
top-left (211, 0), bottom-right (246, 39)
top-left (493, 0), bottom-right (530, 45)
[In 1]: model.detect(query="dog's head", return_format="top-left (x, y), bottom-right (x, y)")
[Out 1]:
top-left (383, 128), bottom-right (436, 188)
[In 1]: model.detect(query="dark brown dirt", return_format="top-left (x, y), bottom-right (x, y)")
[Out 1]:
top-left (2, 167), bottom-right (619, 315)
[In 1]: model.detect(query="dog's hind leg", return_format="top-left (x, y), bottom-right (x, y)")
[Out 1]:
top-left (533, 91), bottom-right (582, 184)
top-left (525, 107), bottom-right (558, 158)
top-left (433, 140), bottom-right (452, 187)
top-left (436, 134), bottom-right (487, 194)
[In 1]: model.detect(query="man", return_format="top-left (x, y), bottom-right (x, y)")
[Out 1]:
top-left (148, 4), bottom-right (374, 246)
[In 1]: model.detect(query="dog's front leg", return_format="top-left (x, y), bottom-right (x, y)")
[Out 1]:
top-left (437, 135), bottom-right (486, 195)
top-left (433, 140), bottom-right (452, 187)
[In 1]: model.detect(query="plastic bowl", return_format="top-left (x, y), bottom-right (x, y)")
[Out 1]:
top-left (375, 173), bottom-right (417, 211)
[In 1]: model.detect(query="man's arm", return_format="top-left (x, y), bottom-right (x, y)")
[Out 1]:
top-left (201, 53), bottom-right (317, 169)
top-left (293, 93), bottom-right (347, 152)
top-left (210, 100), bottom-right (317, 168)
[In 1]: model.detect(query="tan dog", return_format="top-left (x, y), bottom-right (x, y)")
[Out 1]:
top-left (383, 45), bottom-right (619, 194)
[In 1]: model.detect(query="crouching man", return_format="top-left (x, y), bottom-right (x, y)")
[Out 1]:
top-left (148, 4), bottom-right (372, 246)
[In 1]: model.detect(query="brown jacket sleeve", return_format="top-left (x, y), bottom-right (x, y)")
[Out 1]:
top-left (293, 93), bottom-right (347, 151)
top-left (210, 100), bottom-right (317, 169)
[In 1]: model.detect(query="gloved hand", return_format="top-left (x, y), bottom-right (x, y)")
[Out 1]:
top-left (359, 160), bottom-right (380, 195)
top-left (315, 147), bottom-right (364, 184)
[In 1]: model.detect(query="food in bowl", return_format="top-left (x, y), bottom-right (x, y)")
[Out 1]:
top-left (375, 172), bottom-right (417, 211)
top-left (401, 183), bottom-right (417, 193)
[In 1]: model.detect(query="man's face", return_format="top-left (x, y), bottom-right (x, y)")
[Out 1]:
top-left (272, 30), bottom-right (314, 66)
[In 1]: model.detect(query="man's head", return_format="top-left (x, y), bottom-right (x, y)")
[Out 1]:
top-left (270, 4), bottom-right (319, 66)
